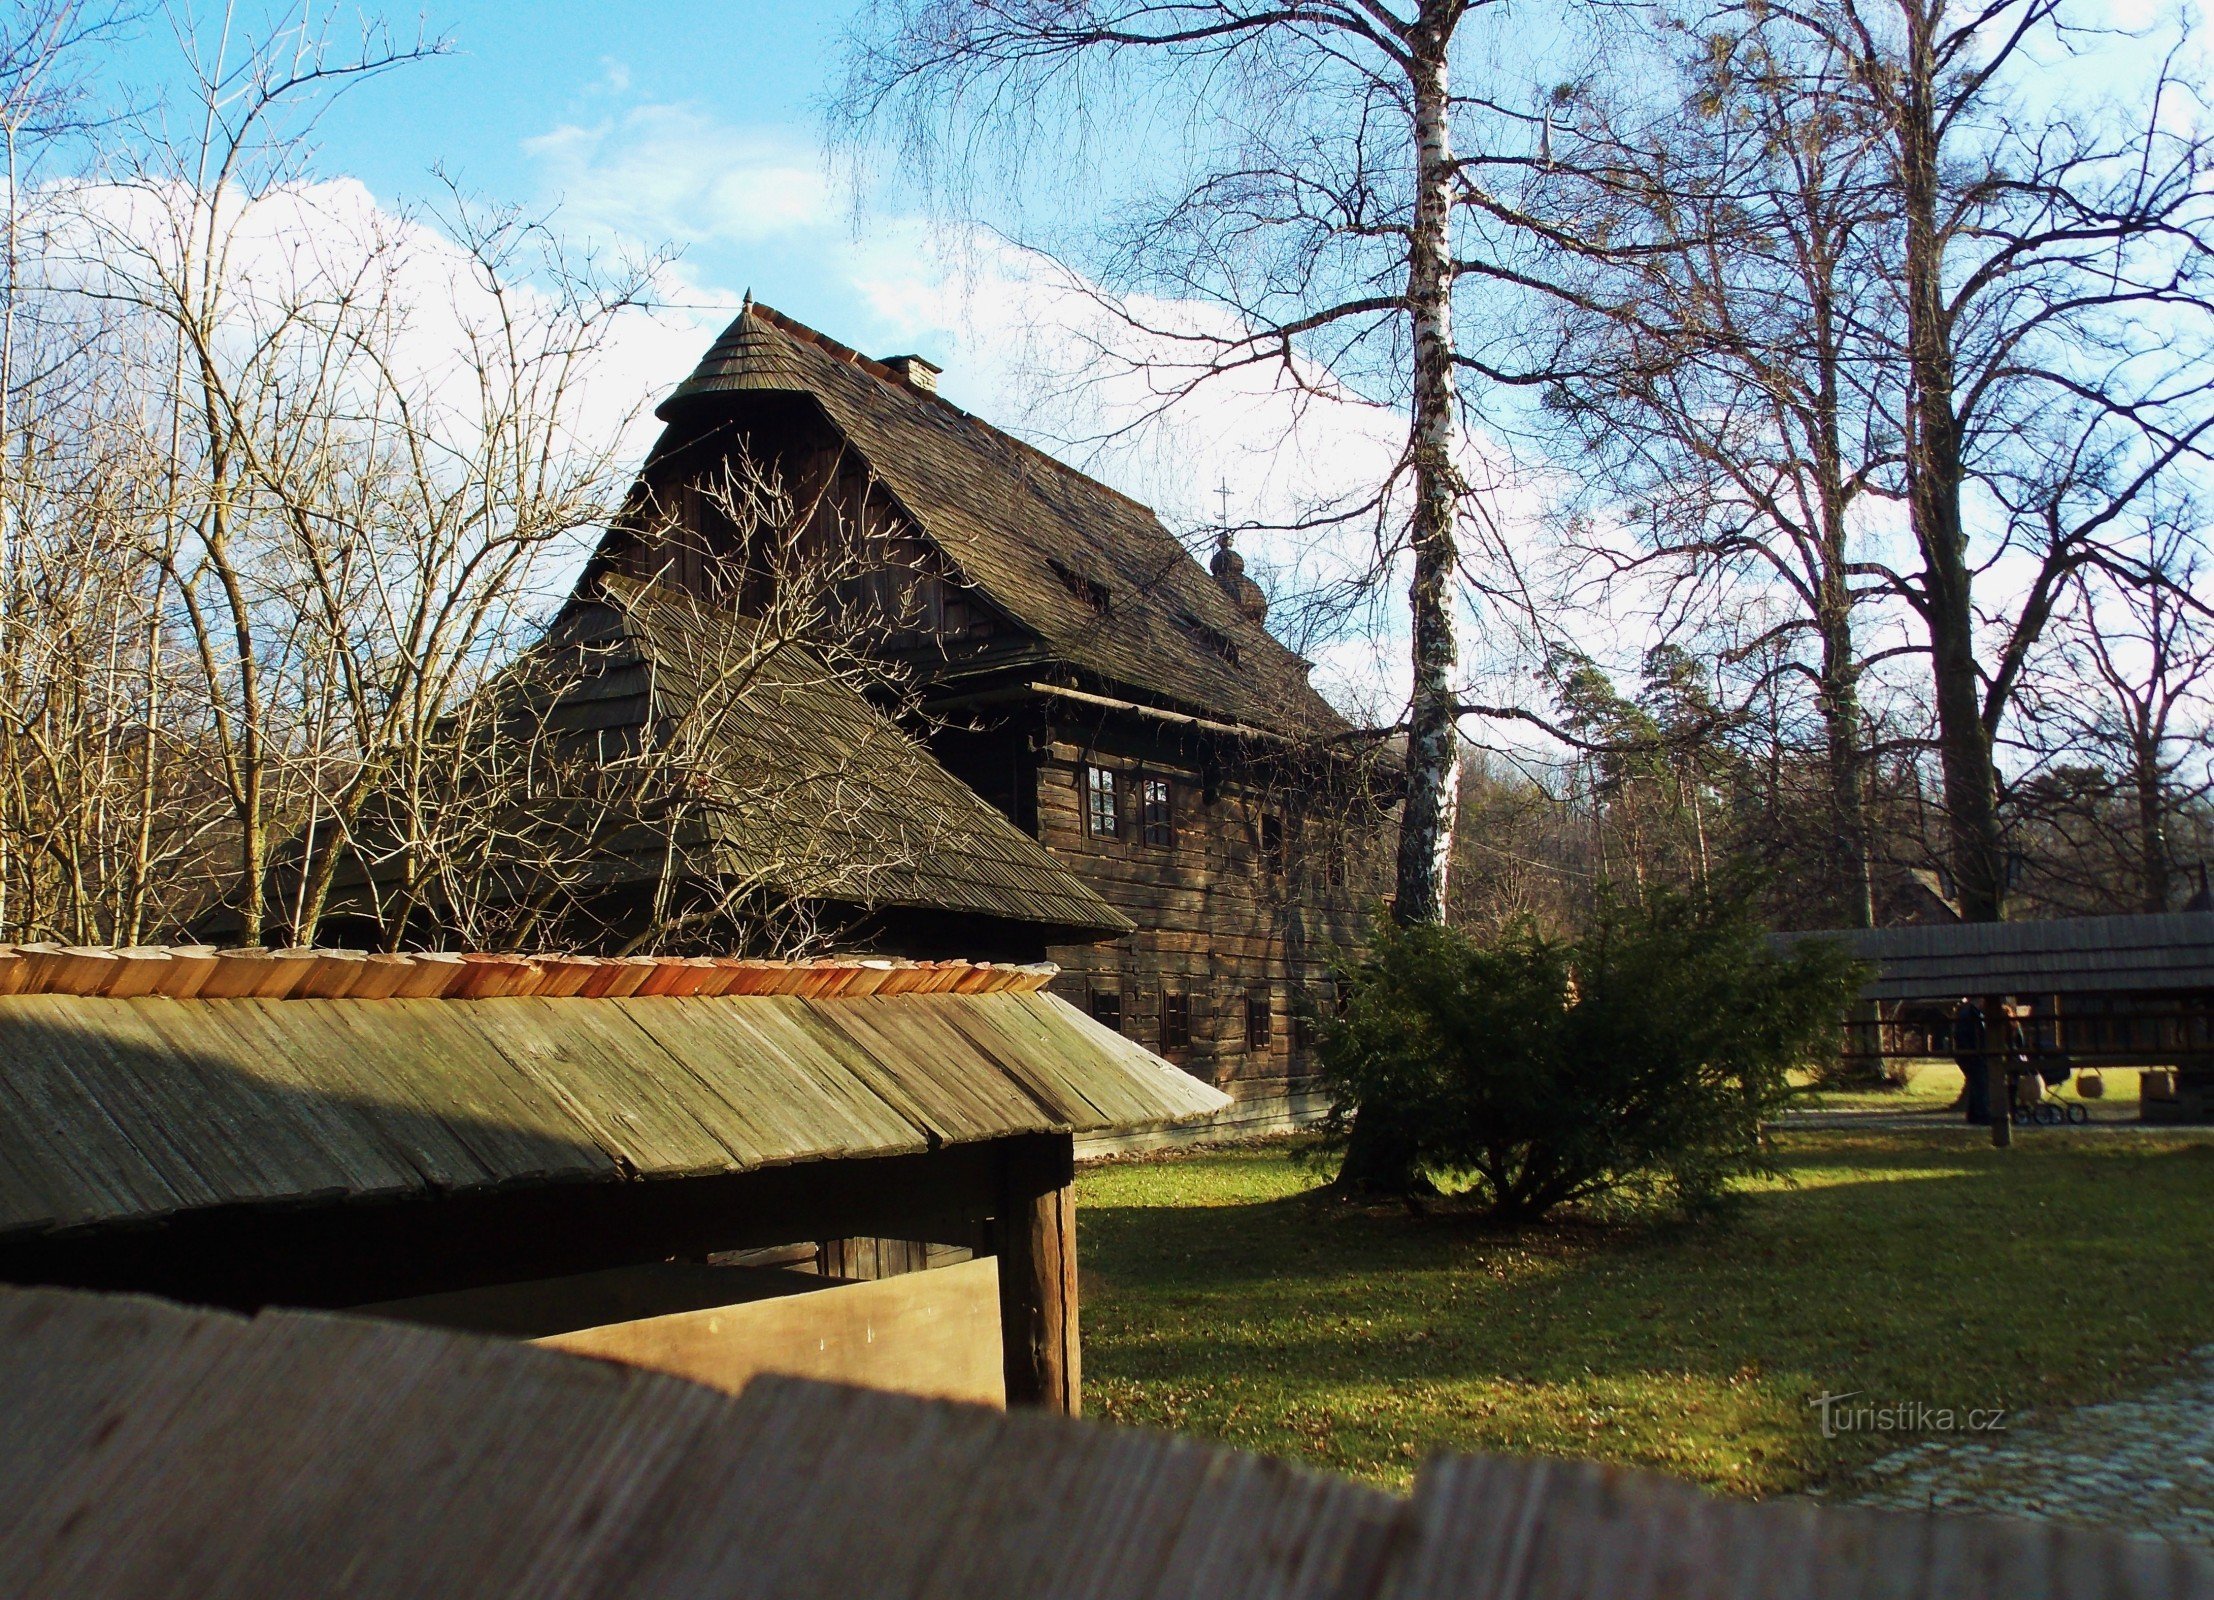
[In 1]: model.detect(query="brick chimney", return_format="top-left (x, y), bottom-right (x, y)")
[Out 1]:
top-left (881, 354), bottom-right (942, 395)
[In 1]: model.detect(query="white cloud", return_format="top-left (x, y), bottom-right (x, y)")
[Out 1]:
top-left (523, 106), bottom-right (832, 249)
top-left (35, 172), bottom-right (728, 609)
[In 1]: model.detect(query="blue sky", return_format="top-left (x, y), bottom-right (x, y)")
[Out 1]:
top-left (112, 1), bottom-right (919, 357)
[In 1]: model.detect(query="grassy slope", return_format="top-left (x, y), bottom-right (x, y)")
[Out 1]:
top-left (1078, 1128), bottom-right (2214, 1495)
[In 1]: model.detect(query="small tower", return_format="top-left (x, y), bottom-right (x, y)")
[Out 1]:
top-left (1210, 529), bottom-right (1268, 625)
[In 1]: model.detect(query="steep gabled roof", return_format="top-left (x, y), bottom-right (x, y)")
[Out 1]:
top-left (551, 577), bottom-right (1133, 939)
top-left (657, 303), bottom-right (1349, 737)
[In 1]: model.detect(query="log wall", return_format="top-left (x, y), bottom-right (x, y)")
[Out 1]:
top-left (1033, 727), bottom-right (1387, 1096)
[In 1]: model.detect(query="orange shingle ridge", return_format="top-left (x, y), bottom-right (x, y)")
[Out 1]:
top-left (0, 946), bottom-right (1057, 1001)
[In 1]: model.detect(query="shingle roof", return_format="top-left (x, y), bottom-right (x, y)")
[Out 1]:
top-left (9, 1284), bottom-right (2205, 1599)
top-left (544, 576), bottom-right (1131, 939)
top-left (1782, 912), bottom-right (2214, 1000)
top-left (0, 978), bottom-right (1225, 1237)
top-left (656, 303), bottom-right (1349, 737)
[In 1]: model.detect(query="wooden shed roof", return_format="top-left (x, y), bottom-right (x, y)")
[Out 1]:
top-left (544, 578), bottom-right (1132, 938)
top-left (1784, 912), bottom-right (2214, 1001)
top-left (8, 1282), bottom-right (2208, 1599)
top-left (0, 948), bottom-right (1225, 1238)
top-left (323, 576), bottom-right (1131, 944)
top-left (655, 302), bottom-right (1350, 738)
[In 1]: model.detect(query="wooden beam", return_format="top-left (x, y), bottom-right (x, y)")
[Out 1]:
top-left (0, 1144), bottom-right (1000, 1313)
top-left (533, 1256), bottom-right (1007, 1408)
top-left (993, 1133), bottom-right (1080, 1415)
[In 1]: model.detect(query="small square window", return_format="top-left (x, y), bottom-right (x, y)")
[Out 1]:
top-left (1089, 988), bottom-right (1123, 1034)
top-left (1161, 990), bottom-right (1191, 1052)
top-left (1085, 766), bottom-right (1118, 838)
top-left (1260, 813), bottom-right (1285, 876)
top-left (1140, 776), bottom-right (1173, 847)
top-left (1246, 989), bottom-right (1272, 1051)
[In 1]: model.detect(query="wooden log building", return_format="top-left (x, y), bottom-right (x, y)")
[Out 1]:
top-left (0, 944), bottom-right (1226, 1413)
top-left (9, 1281), bottom-right (2211, 1598)
top-left (591, 302), bottom-right (1395, 1120)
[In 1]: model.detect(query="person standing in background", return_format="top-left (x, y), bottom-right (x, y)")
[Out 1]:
top-left (1954, 998), bottom-right (1988, 1124)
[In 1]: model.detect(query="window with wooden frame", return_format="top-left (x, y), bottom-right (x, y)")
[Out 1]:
top-left (1089, 987), bottom-right (1123, 1034)
top-left (1084, 765), bottom-right (1119, 838)
top-left (1139, 775), bottom-right (1174, 847)
top-left (1160, 990), bottom-right (1191, 1052)
top-left (1260, 813), bottom-right (1286, 876)
top-left (1322, 828), bottom-right (1348, 890)
top-left (1246, 989), bottom-right (1273, 1051)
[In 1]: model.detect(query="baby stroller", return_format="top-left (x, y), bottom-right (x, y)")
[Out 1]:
top-left (2010, 1055), bottom-right (2090, 1126)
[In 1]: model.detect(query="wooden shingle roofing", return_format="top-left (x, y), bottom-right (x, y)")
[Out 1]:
top-left (0, 948), bottom-right (1226, 1237)
top-left (10, 1283), bottom-right (2210, 1599)
top-left (1784, 912), bottom-right (2214, 1000)
top-left (657, 303), bottom-right (1350, 737)
top-left (552, 577), bottom-right (1131, 938)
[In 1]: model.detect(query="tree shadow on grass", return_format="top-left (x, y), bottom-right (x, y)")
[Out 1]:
top-left (1078, 1132), bottom-right (2214, 1475)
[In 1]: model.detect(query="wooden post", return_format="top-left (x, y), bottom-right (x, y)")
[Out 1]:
top-left (993, 1133), bottom-right (1080, 1415)
top-left (1985, 991), bottom-right (2012, 1149)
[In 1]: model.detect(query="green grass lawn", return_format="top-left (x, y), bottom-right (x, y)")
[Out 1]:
top-left (1077, 1127), bottom-right (2214, 1496)
top-left (1797, 1058), bottom-right (2143, 1115)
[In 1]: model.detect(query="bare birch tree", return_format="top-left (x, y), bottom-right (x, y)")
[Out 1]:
top-left (836, 1), bottom-right (1607, 934)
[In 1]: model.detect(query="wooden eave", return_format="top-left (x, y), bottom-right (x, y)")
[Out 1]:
top-left (0, 949), bottom-right (1226, 1241)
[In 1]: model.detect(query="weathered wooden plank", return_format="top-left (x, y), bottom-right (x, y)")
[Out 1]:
top-left (612, 1000), bottom-right (932, 1165)
top-left (0, 1295), bottom-right (728, 1600)
top-left (0, 989), bottom-right (1222, 1242)
top-left (588, 1372), bottom-right (1025, 1599)
top-left (1003, 993), bottom-right (1230, 1127)
top-left (313, 1001), bottom-right (618, 1188)
top-left (0, 1000), bottom-right (213, 1230)
top-left (0, 1290), bottom-right (244, 1548)
top-left (126, 999), bottom-right (426, 1202)
top-left (173, 1000), bottom-right (495, 1194)
top-left (799, 996), bottom-right (1055, 1144)
top-left (532, 1255), bottom-right (1005, 1407)
top-left (454, 997), bottom-right (743, 1179)
top-left (941, 993), bottom-right (1182, 1132)
top-left (196, 1319), bottom-right (716, 1600)
top-left (1146, 1456), bottom-right (1405, 1600)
